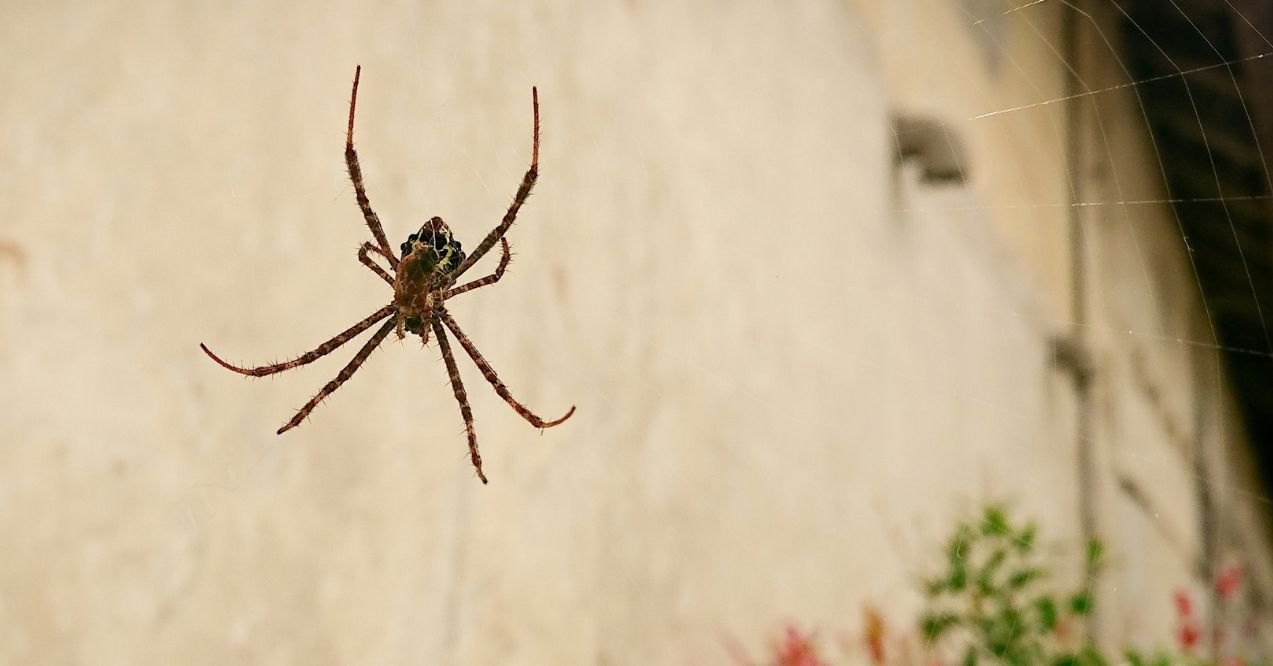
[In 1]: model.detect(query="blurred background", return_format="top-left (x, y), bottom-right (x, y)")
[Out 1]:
top-left (3, 0), bottom-right (1273, 664)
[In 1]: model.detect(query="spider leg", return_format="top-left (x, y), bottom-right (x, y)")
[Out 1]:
top-left (432, 317), bottom-right (488, 484)
top-left (452, 87), bottom-right (539, 278)
top-left (438, 308), bottom-right (575, 428)
top-left (444, 238), bottom-right (510, 299)
top-left (201, 304), bottom-right (396, 377)
top-left (358, 242), bottom-right (394, 286)
top-left (346, 65), bottom-right (399, 268)
top-left (277, 317), bottom-right (397, 434)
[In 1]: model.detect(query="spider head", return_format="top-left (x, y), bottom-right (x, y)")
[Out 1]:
top-left (399, 216), bottom-right (465, 277)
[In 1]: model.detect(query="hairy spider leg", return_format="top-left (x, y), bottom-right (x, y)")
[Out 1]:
top-left (346, 65), bottom-right (398, 268)
top-left (417, 315), bottom-right (432, 347)
top-left (358, 242), bottom-right (394, 285)
top-left (438, 309), bottom-right (575, 428)
top-left (277, 318), bottom-right (397, 434)
top-left (453, 87), bottom-right (539, 278)
top-left (200, 304), bottom-right (396, 377)
top-left (433, 318), bottom-right (487, 484)
top-left (444, 238), bottom-right (511, 299)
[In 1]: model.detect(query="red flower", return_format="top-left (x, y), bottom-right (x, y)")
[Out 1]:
top-left (1174, 589), bottom-right (1194, 618)
top-left (1216, 564), bottom-right (1244, 600)
top-left (773, 625), bottom-right (827, 666)
top-left (1177, 621), bottom-right (1200, 652)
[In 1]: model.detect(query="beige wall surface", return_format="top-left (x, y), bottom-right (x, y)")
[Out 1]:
top-left (2, 1), bottom-right (1271, 664)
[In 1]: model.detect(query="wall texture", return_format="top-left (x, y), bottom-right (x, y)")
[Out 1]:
top-left (2, 1), bottom-right (1270, 664)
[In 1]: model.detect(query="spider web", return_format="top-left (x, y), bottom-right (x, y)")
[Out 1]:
top-left (885, 0), bottom-right (1273, 655)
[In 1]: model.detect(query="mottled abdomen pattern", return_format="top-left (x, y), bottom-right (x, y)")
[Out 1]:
top-left (399, 216), bottom-right (465, 278)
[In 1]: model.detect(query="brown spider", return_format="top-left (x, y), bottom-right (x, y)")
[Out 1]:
top-left (200, 66), bottom-right (574, 484)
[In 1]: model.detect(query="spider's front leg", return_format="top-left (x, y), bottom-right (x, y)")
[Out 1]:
top-left (358, 242), bottom-right (395, 286)
top-left (452, 87), bottom-right (539, 279)
top-left (444, 239), bottom-right (511, 299)
top-left (346, 66), bottom-right (398, 267)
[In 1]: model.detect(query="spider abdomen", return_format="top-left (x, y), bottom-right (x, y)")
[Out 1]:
top-left (398, 216), bottom-right (465, 278)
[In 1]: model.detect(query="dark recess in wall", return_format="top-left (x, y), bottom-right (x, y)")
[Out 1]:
top-left (1119, 0), bottom-right (1273, 495)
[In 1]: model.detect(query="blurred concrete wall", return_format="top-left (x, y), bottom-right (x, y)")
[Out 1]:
top-left (1, 0), bottom-right (1270, 663)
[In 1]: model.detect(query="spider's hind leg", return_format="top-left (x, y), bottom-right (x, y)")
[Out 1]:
top-left (200, 304), bottom-right (396, 377)
top-left (438, 309), bottom-right (575, 429)
top-left (277, 318), bottom-right (396, 434)
top-left (432, 317), bottom-right (487, 484)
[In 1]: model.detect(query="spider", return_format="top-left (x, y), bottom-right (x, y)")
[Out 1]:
top-left (200, 66), bottom-right (574, 484)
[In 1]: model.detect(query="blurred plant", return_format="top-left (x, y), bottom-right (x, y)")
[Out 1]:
top-left (842, 604), bottom-right (936, 666)
top-left (919, 504), bottom-right (1104, 666)
top-left (729, 504), bottom-right (1269, 666)
top-left (865, 606), bottom-right (888, 665)
top-left (1164, 562), bottom-right (1267, 666)
top-left (729, 624), bottom-right (830, 666)
top-left (772, 625), bottom-right (831, 666)
top-left (1174, 589), bottom-right (1201, 654)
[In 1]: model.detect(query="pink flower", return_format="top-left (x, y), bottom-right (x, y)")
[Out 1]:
top-left (1174, 589), bottom-right (1194, 618)
top-left (1216, 564), bottom-right (1244, 600)
top-left (1177, 621), bottom-right (1200, 652)
top-left (773, 625), bottom-right (827, 666)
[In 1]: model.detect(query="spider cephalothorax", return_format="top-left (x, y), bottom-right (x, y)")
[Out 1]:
top-left (199, 66), bottom-right (573, 484)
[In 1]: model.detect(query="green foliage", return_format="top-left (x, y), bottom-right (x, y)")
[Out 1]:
top-left (918, 505), bottom-right (1270, 666)
top-left (740, 502), bottom-right (1270, 666)
top-left (919, 505), bottom-right (1101, 666)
